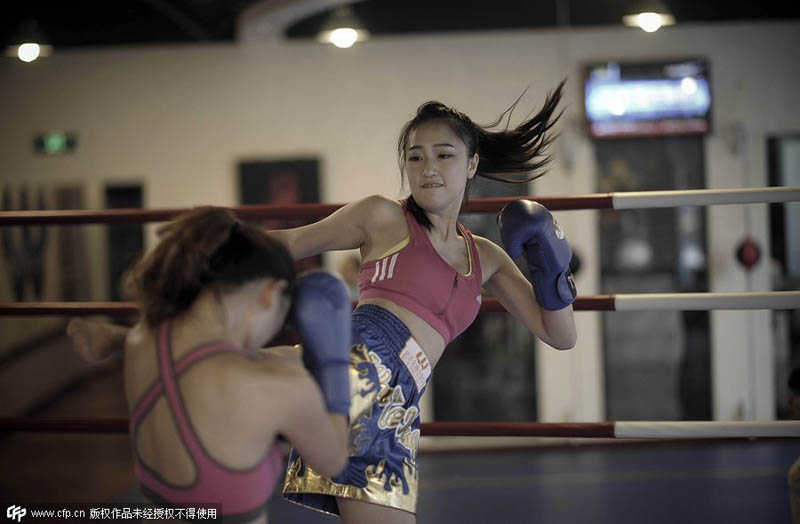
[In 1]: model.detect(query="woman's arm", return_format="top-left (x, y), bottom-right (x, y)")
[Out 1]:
top-left (274, 368), bottom-right (349, 477)
top-left (234, 354), bottom-right (348, 477)
top-left (479, 237), bottom-right (576, 350)
top-left (63, 196), bottom-right (390, 362)
top-left (269, 195), bottom-right (397, 260)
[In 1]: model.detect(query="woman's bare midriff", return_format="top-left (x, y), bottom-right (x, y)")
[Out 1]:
top-left (356, 297), bottom-right (446, 368)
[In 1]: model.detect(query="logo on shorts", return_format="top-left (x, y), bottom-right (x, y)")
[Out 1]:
top-left (416, 351), bottom-right (429, 370)
top-left (399, 339), bottom-right (431, 392)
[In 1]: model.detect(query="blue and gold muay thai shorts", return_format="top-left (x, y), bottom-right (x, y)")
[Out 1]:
top-left (283, 304), bottom-right (432, 516)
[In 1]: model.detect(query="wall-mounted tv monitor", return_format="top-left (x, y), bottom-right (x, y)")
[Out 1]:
top-left (583, 58), bottom-right (711, 139)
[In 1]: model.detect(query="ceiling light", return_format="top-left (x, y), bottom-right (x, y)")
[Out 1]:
top-left (18, 43), bottom-right (42, 62)
top-left (316, 6), bottom-right (369, 48)
top-left (4, 21), bottom-right (53, 62)
top-left (622, 1), bottom-right (676, 32)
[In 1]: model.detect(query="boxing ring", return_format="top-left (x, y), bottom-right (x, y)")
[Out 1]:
top-left (1, 185), bottom-right (799, 439)
top-left (1, 186), bottom-right (799, 523)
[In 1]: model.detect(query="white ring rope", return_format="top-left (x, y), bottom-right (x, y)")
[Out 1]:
top-left (612, 186), bottom-right (800, 209)
top-left (614, 421), bottom-right (800, 439)
top-left (614, 291), bottom-right (800, 311)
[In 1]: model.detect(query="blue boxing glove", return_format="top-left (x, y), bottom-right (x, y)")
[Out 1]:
top-left (498, 200), bottom-right (577, 310)
top-left (292, 271), bottom-right (352, 416)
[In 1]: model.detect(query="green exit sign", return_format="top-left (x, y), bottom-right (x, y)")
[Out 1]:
top-left (34, 131), bottom-right (77, 155)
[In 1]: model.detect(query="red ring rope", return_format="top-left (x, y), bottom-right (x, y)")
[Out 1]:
top-left (5, 292), bottom-right (800, 316)
top-left (0, 297), bottom-right (610, 316)
top-left (2, 187), bottom-right (798, 226)
top-left (1, 417), bottom-right (797, 438)
top-left (0, 195), bottom-right (613, 226)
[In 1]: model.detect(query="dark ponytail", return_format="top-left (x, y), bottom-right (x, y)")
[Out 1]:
top-left (129, 207), bottom-right (295, 328)
top-left (398, 79), bottom-right (565, 229)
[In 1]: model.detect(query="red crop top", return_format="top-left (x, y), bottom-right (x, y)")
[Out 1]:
top-left (358, 204), bottom-right (483, 343)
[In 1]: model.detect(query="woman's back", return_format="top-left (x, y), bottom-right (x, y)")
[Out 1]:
top-left (124, 316), bottom-right (286, 521)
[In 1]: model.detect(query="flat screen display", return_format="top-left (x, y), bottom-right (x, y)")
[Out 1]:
top-left (584, 59), bottom-right (711, 138)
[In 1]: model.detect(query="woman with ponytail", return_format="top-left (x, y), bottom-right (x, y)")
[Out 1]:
top-left (70, 207), bottom-right (352, 523)
top-left (276, 81), bottom-right (577, 523)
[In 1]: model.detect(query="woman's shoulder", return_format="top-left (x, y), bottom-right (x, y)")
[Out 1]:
top-left (471, 234), bottom-right (509, 277)
top-left (197, 347), bottom-right (322, 434)
top-left (471, 234), bottom-right (502, 256)
top-left (355, 194), bottom-right (404, 221)
top-left (225, 345), bottom-right (303, 375)
top-left (215, 346), bottom-right (312, 401)
top-left (234, 345), bottom-right (320, 383)
top-left (344, 195), bottom-right (407, 242)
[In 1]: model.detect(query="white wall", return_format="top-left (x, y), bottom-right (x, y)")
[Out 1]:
top-left (1, 20), bottom-right (798, 421)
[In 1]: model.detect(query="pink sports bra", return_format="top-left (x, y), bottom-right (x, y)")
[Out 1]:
top-left (130, 321), bottom-right (282, 520)
top-left (358, 203), bottom-right (483, 344)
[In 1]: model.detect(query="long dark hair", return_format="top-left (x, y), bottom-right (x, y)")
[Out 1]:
top-left (397, 80), bottom-right (565, 229)
top-left (129, 207), bottom-right (296, 328)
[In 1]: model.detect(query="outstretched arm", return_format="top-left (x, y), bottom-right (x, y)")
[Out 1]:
top-left (64, 197), bottom-right (383, 363)
top-left (268, 195), bottom-right (394, 260)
